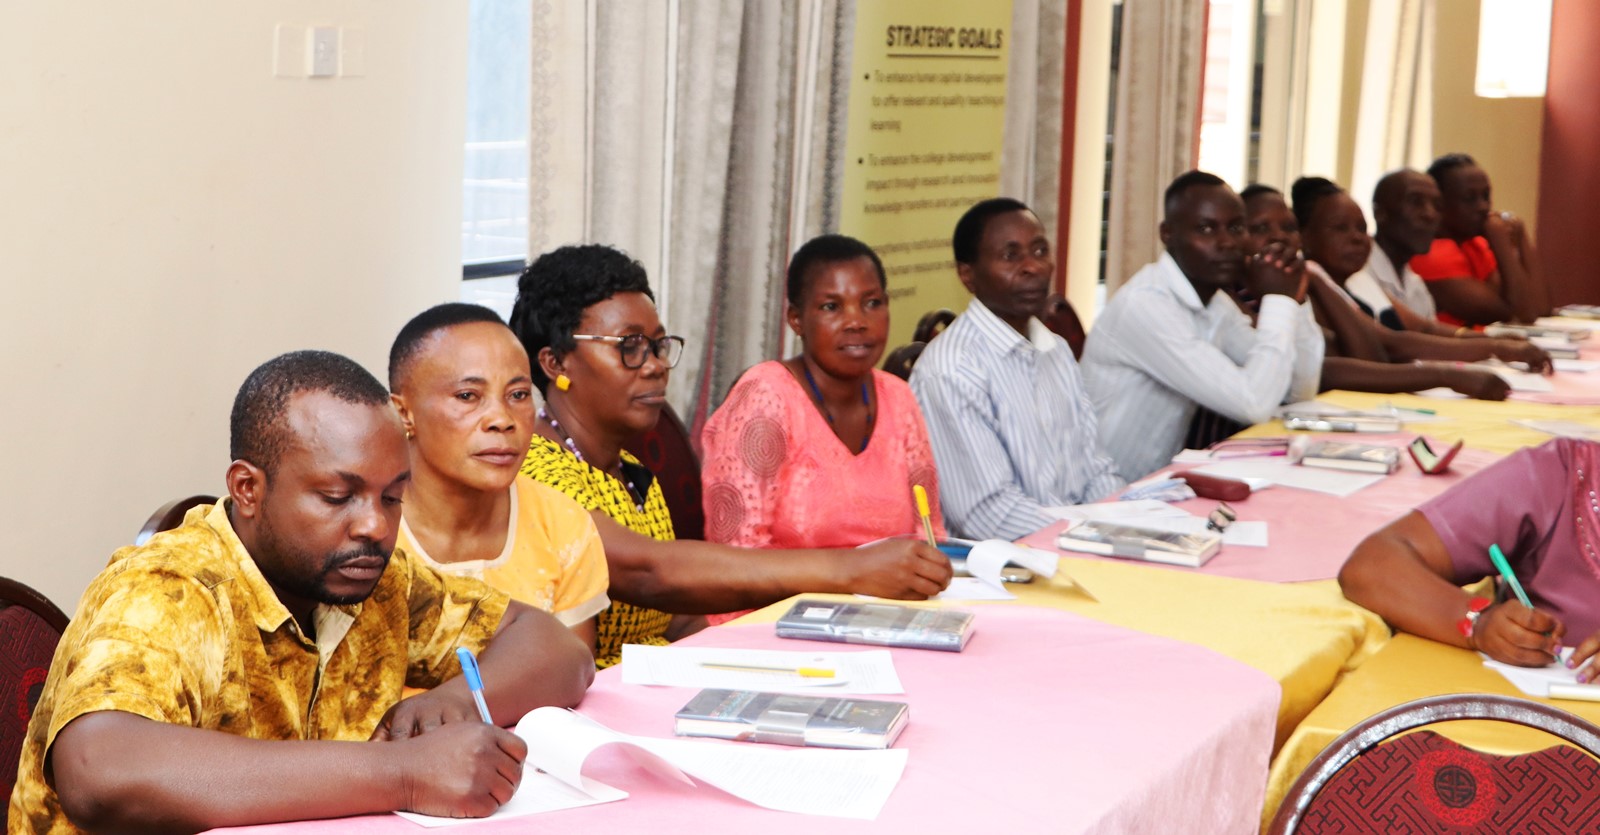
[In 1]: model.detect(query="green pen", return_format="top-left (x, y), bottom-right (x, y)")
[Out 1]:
top-left (1381, 399), bottom-right (1436, 416)
top-left (1488, 544), bottom-right (1532, 608)
top-left (1489, 544), bottom-right (1562, 663)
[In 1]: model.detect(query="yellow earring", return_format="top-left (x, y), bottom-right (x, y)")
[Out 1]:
top-left (555, 373), bottom-right (571, 392)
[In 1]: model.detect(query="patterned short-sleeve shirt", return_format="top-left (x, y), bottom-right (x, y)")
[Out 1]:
top-left (8, 501), bottom-right (509, 835)
top-left (521, 434), bottom-right (674, 668)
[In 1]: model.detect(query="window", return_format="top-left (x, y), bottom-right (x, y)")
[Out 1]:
top-left (1195, 0), bottom-right (1261, 189)
top-left (462, 0), bottom-right (532, 280)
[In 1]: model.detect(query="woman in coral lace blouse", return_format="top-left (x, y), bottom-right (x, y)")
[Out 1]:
top-left (701, 235), bottom-right (946, 566)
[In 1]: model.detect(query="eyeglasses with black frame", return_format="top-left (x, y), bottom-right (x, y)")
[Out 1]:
top-left (570, 333), bottom-right (686, 369)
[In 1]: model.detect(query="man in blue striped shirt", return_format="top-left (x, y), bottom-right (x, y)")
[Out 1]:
top-left (910, 198), bottom-right (1124, 540)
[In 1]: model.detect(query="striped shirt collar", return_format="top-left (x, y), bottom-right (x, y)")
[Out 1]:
top-left (963, 296), bottom-right (1060, 354)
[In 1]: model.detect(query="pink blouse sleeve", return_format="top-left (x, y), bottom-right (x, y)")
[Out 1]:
top-left (700, 367), bottom-right (794, 548)
top-left (888, 372), bottom-right (948, 538)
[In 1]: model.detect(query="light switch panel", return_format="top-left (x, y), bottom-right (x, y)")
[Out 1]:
top-left (310, 26), bottom-right (339, 78)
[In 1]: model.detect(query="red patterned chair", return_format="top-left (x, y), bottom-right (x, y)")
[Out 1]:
top-left (2, 577), bottom-right (70, 796)
top-left (624, 404), bottom-right (704, 541)
top-left (882, 342), bottom-right (926, 381)
top-left (913, 308), bottom-right (956, 344)
top-left (1269, 693), bottom-right (1600, 834)
top-left (1042, 293), bottom-right (1087, 359)
top-left (135, 493), bottom-right (216, 545)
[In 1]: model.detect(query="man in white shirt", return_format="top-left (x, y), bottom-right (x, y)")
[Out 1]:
top-left (1082, 171), bottom-right (1323, 481)
top-left (910, 198), bottom-right (1123, 541)
top-left (1344, 169), bottom-right (1450, 335)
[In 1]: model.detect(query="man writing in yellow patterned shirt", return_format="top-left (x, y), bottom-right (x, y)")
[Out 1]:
top-left (9, 351), bottom-right (594, 834)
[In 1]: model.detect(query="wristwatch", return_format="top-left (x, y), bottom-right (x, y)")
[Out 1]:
top-left (1457, 596), bottom-right (1493, 641)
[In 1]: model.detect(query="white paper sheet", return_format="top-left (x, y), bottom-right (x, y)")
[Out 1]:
top-left (525, 708), bottom-right (906, 820)
top-left (1510, 418), bottom-right (1600, 441)
top-left (405, 708), bottom-right (909, 823)
top-left (1277, 399), bottom-right (1451, 423)
top-left (1193, 459), bottom-right (1386, 498)
top-left (1554, 359), bottom-right (1600, 373)
top-left (1044, 499), bottom-right (1191, 523)
top-left (1531, 334), bottom-right (1577, 352)
top-left (619, 644), bottom-right (905, 695)
top-left (1482, 650), bottom-right (1600, 701)
top-left (964, 540), bottom-right (1059, 591)
top-left (1378, 401), bottom-right (1453, 423)
top-left (636, 736), bottom-right (908, 819)
top-left (396, 770), bottom-right (628, 827)
top-left (935, 576), bottom-right (1017, 601)
top-left (1473, 361), bottom-right (1555, 392)
top-left (1533, 317), bottom-right (1595, 337)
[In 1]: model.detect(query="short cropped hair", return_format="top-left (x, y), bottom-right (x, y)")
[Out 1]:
top-left (1163, 170), bottom-right (1228, 216)
top-left (1239, 184), bottom-right (1282, 203)
top-left (510, 244), bottom-right (654, 395)
top-left (1427, 153), bottom-right (1478, 184)
top-left (388, 303), bottom-right (505, 391)
top-left (785, 234), bottom-right (887, 306)
top-left (1290, 176), bottom-right (1343, 230)
top-left (230, 350), bottom-right (390, 475)
top-left (952, 197), bottom-right (1031, 265)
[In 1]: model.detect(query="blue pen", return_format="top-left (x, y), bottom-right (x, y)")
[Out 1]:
top-left (455, 647), bottom-right (494, 724)
top-left (1489, 544), bottom-right (1562, 661)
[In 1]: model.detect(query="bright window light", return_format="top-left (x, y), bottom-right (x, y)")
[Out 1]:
top-left (1475, 0), bottom-right (1551, 98)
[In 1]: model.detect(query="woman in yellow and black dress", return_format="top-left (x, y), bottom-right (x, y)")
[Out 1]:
top-left (511, 244), bottom-right (951, 668)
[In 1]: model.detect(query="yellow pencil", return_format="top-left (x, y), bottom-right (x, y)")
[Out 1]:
top-left (700, 662), bottom-right (836, 678)
top-left (913, 484), bottom-right (938, 547)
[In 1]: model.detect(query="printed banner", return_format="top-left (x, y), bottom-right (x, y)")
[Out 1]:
top-left (840, 1), bottom-right (1013, 352)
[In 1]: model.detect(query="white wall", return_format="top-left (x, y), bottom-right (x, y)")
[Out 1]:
top-left (0, 3), bottom-right (468, 610)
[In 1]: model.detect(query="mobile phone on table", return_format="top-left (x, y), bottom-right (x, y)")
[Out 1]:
top-left (931, 538), bottom-right (980, 577)
top-left (1407, 437), bottom-right (1463, 474)
top-left (1000, 566), bottom-right (1035, 584)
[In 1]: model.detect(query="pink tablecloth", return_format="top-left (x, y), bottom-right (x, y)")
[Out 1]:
top-left (1018, 440), bottom-right (1501, 584)
top-left (214, 607), bottom-right (1279, 835)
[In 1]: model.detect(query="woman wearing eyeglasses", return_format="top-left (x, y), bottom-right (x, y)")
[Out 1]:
top-left (512, 244), bottom-right (951, 667)
top-left (699, 236), bottom-right (946, 612)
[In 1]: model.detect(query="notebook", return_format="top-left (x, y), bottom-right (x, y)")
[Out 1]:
top-left (674, 689), bottom-right (909, 749)
top-left (1056, 520), bottom-right (1222, 568)
top-left (1296, 441), bottom-right (1401, 474)
top-left (774, 600), bottom-right (975, 652)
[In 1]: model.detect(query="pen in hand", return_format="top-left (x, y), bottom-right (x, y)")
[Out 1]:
top-left (913, 484), bottom-right (938, 548)
top-left (456, 646), bottom-right (495, 725)
top-left (1488, 544), bottom-right (1562, 662)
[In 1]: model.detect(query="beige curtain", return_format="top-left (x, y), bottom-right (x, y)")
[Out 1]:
top-left (1001, 0), bottom-right (1071, 241)
top-left (1104, 0), bottom-right (1208, 293)
top-left (1349, 0), bottom-right (1435, 213)
top-left (529, 0), bottom-right (1068, 420)
top-left (528, 0), bottom-right (817, 426)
